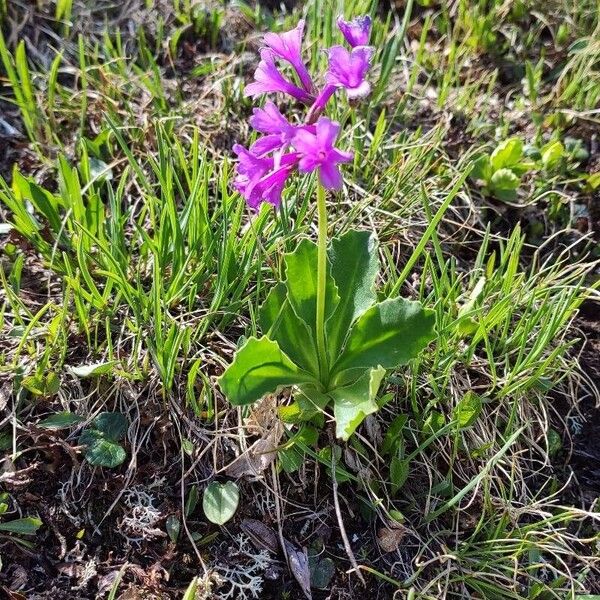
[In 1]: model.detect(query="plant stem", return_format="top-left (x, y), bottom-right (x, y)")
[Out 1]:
top-left (316, 182), bottom-right (328, 387)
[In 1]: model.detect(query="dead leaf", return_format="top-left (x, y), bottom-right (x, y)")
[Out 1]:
top-left (97, 568), bottom-right (127, 595)
top-left (283, 539), bottom-right (312, 600)
top-left (240, 519), bottom-right (278, 553)
top-left (225, 423), bottom-right (283, 478)
top-left (1, 587), bottom-right (27, 600)
top-left (377, 523), bottom-right (406, 553)
top-left (9, 565), bottom-right (28, 589)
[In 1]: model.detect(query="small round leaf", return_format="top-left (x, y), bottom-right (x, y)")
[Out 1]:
top-left (202, 481), bottom-right (239, 526)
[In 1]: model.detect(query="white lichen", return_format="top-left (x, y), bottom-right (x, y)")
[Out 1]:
top-left (119, 487), bottom-right (165, 543)
top-left (213, 534), bottom-right (271, 600)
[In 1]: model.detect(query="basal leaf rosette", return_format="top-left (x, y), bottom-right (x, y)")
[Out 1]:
top-left (218, 230), bottom-right (435, 440)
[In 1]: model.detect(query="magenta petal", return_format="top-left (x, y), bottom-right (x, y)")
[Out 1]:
top-left (263, 19), bottom-right (314, 92)
top-left (316, 117), bottom-right (340, 149)
top-left (249, 101), bottom-right (290, 134)
top-left (330, 148), bottom-right (354, 163)
top-left (250, 134), bottom-right (287, 156)
top-left (337, 15), bottom-right (372, 47)
top-left (291, 127), bottom-right (321, 155)
top-left (319, 162), bottom-right (343, 190)
top-left (346, 80), bottom-right (371, 98)
top-left (263, 19), bottom-right (304, 65)
top-left (246, 49), bottom-right (312, 103)
top-left (298, 154), bottom-right (321, 173)
top-left (326, 45), bottom-right (373, 98)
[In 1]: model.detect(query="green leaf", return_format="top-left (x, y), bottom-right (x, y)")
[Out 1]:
top-left (471, 155), bottom-right (492, 181)
top-left (0, 516), bottom-right (42, 535)
top-left (490, 138), bottom-right (523, 170)
top-left (390, 456), bottom-right (409, 494)
top-left (21, 374), bottom-right (45, 396)
top-left (185, 485), bottom-right (199, 517)
top-left (490, 168), bottom-right (520, 201)
top-left (330, 366), bottom-right (385, 440)
top-left (332, 298), bottom-right (435, 376)
top-left (423, 410), bottom-right (445, 435)
top-left (69, 360), bottom-right (119, 378)
top-left (296, 384), bottom-right (330, 417)
top-left (182, 577), bottom-right (200, 600)
top-left (218, 336), bottom-right (313, 406)
top-left (259, 283), bottom-right (319, 375)
top-left (202, 481), bottom-right (239, 525)
top-left (327, 230), bottom-right (379, 363)
top-left (453, 392), bottom-right (482, 428)
top-left (259, 282), bottom-right (286, 333)
top-left (93, 412), bottom-right (127, 440)
top-left (309, 552), bottom-right (336, 589)
top-left (278, 425), bottom-right (319, 472)
top-left (166, 514), bottom-right (180, 542)
top-left (382, 414), bottom-right (408, 455)
top-left (79, 430), bottom-right (127, 468)
top-left (38, 412), bottom-right (84, 430)
top-left (284, 239), bottom-right (339, 340)
top-left (547, 428), bottom-right (562, 457)
top-left (541, 140), bottom-right (565, 170)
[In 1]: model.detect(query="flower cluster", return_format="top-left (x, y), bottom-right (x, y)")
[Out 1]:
top-left (233, 15), bottom-right (374, 210)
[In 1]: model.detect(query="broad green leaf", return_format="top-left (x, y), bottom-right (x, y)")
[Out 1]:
top-left (69, 360), bottom-right (119, 378)
top-left (541, 140), bottom-right (565, 170)
top-left (331, 366), bottom-right (385, 440)
top-left (471, 155), bottom-right (492, 181)
top-left (423, 410), bottom-right (445, 435)
top-left (218, 336), bottom-right (313, 406)
top-left (0, 516), bottom-right (42, 535)
top-left (332, 298), bottom-right (435, 376)
top-left (490, 138), bottom-right (523, 170)
top-left (490, 168), bottom-right (520, 201)
top-left (202, 481), bottom-right (239, 525)
top-left (296, 384), bottom-right (330, 416)
top-left (327, 230), bottom-right (379, 363)
top-left (259, 283), bottom-right (319, 375)
top-left (586, 172), bottom-right (600, 191)
top-left (547, 428), bottom-right (562, 457)
top-left (79, 430), bottom-right (127, 468)
top-left (284, 239), bottom-right (339, 339)
top-left (453, 392), bottom-right (482, 428)
top-left (185, 485), bottom-right (199, 517)
top-left (39, 412), bottom-right (84, 430)
top-left (13, 171), bottom-right (63, 236)
top-left (259, 282), bottom-right (287, 333)
top-left (21, 375), bottom-right (45, 396)
top-left (309, 552), bottom-right (335, 589)
top-left (94, 412), bottom-right (127, 440)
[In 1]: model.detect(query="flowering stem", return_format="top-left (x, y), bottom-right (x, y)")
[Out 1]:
top-left (316, 181), bottom-right (328, 387)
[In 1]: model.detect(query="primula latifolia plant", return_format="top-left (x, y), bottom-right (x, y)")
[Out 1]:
top-left (219, 16), bottom-right (435, 440)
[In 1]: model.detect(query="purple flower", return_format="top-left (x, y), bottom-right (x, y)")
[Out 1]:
top-left (233, 143), bottom-right (272, 197)
top-left (249, 101), bottom-right (297, 155)
top-left (245, 49), bottom-right (313, 104)
top-left (263, 19), bottom-right (314, 93)
top-left (233, 143), bottom-right (299, 209)
top-left (326, 45), bottom-right (374, 99)
top-left (247, 163), bottom-right (295, 208)
top-left (337, 15), bottom-right (372, 47)
top-left (292, 117), bottom-right (353, 190)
